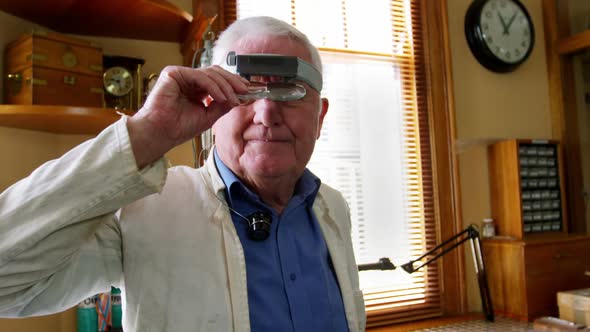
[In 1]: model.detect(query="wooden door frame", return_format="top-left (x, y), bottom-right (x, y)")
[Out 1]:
top-left (542, 0), bottom-right (587, 233)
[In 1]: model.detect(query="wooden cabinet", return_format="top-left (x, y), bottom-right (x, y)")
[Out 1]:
top-left (483, 234), bottom-right (590, 320)
top-left (488, 139), bottom-right (568, 239)
top-left (485, 139), bottom-right (590, 320)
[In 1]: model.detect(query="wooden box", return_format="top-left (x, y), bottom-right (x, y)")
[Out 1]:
top-left (488, 139), bottom-right (568, 239)
top-left (3, 30), bottom-right (104, 107)
top-left (558, 288), bottom-right (590, 325)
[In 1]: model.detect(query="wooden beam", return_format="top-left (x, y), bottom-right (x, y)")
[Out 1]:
top-left (557, 30), bottom-right (590, 55)
top-left (542, 0), bottom-right (566, 140)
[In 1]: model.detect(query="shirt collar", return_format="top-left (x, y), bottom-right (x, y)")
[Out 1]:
top-left (213, 148), bottom-right (321, 208)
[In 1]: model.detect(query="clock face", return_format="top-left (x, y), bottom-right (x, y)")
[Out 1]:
top-left (465, 0), bottom-right (534, 72)
top-left (479, 0), bottom-right (533, 64)
top-left (103, 66), bottom-right (134, 97)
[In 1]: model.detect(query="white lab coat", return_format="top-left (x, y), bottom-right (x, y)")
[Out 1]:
top-left (0, 117), bottom-right (366, 331)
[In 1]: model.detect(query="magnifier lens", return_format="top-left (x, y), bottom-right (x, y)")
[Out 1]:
top-left (237, 84), bottom-right (268, 101)
top-left (267, 83), bottom-right (306, 101)
top-left (237, 82), bottom-right (306, 103)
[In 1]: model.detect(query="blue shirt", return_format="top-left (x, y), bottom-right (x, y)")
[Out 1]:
top-left (214, 150), bottom-right (349, 332)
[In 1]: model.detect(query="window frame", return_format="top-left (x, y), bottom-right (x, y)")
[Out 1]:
top-left (419, 0), bottom-right (466, 316)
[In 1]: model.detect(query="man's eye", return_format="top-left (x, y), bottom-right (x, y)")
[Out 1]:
top-left (249, 76), bottom-right (285, 83)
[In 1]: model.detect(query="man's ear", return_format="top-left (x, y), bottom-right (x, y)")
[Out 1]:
top-left (317, 97), bottom-right (329, 139)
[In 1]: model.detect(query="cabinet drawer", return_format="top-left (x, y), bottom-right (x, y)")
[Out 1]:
top-left (525, 241), bottom-right (590, 278)
top-left (524, 240), bottom-right (590, 318)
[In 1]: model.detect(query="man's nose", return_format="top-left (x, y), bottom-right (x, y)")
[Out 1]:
top-left (252, 99), bottom-right (283, 127)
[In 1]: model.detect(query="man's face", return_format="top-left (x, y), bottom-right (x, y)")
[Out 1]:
top-left (212, 35), bottom-right (328, 184)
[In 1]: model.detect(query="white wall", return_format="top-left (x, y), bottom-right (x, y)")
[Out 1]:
top-left (447, 0), bottom-right (552, 312)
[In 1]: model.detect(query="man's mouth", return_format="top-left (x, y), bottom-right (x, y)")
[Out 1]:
top-left (243, 130), bottom-right (291, 143)
top-left (247, 138), bottom-right (288, 143)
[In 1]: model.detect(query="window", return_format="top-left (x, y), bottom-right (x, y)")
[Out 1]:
top-left (221, 0), bottom-right (459, 326)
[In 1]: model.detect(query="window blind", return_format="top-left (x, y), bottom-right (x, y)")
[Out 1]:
top-left (222, 0), bottom-right (441, 326)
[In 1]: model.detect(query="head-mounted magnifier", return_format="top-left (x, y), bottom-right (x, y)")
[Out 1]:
top-left (226, 51), bottom-right (322, 103)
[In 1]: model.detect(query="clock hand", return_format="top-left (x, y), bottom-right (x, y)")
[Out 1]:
top-left (497, 12), bottom-right (509, 35)
top-left (506, 10), bottom-right (518, 35)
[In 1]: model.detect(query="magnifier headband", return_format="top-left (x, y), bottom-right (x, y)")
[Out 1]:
top-left (226, 51), bottom-right (323, 93)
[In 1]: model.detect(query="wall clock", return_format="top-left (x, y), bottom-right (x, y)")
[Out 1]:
top-left (465, 0), bottom-right (535, 73)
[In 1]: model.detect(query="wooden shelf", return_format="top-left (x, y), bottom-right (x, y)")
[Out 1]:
top-left (0, 0), bottom-right (193, 43)
top-left (0, 105), bottom-right (132, 135)
top-left (557, 29), bottom-right (590, 55)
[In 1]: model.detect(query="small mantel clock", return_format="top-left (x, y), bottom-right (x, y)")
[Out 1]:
top-left (103, 55), bottom-right (145, 110)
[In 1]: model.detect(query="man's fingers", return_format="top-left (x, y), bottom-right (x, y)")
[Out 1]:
top-left (168, 68), bottom-right (229, 105)
top-left (204, 100), bottom-right (233, 126)
top-left (203, 69), bottom-right (242, 105)
top-left (173, 66), bottom-right (249, 107)
top-left (209, 65), bottom-right (250, 93)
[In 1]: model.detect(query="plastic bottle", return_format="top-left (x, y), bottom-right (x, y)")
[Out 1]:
top-left (111, 287), bottom-right (123, 332)
top-left (77, 296), bottom-right (98, 332)
top-left (482, 218), bottom-right (496, 238)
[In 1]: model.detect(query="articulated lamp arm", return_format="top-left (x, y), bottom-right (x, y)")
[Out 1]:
top-left (357, 225), bottom-right (494, 322)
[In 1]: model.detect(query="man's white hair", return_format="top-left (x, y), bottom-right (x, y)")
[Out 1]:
top-left (211, 16), bottom-right (323, 74)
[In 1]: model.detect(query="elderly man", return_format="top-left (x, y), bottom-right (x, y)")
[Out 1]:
top-left (0, 16), bottom-right (365, 331)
